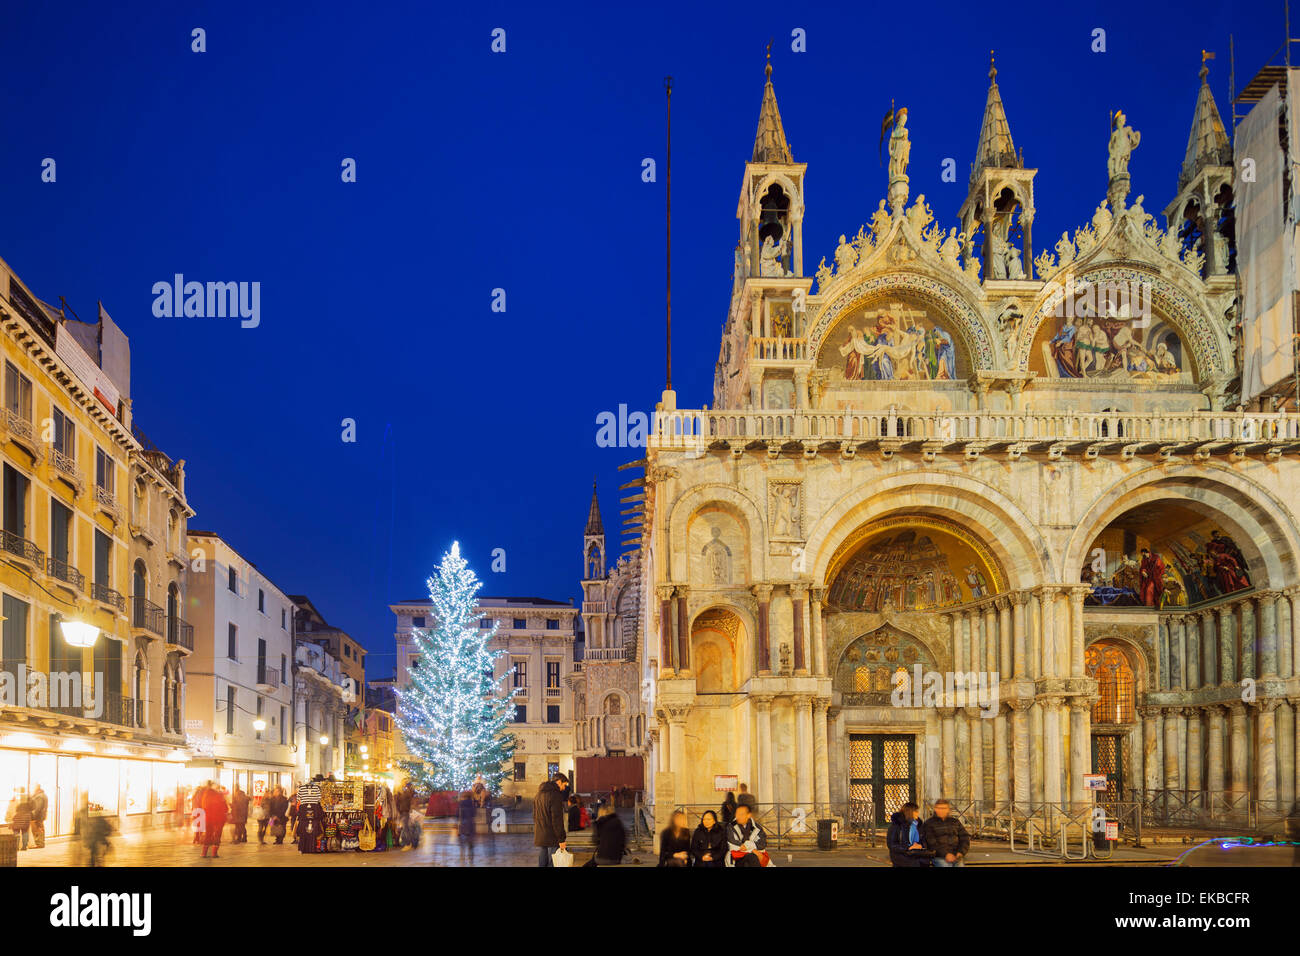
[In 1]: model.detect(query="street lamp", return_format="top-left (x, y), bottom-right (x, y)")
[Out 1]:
top-left (320, 735), bottom-right (329, 746)
top-left (59, 619), bottom-right (100, 649)
top-left (253, 718), bottom-right (267, 732)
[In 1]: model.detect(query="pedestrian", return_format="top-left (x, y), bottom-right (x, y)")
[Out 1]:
top-left (532, 771), bottom-right (569, 867)
top-left (720, 790), bottom-right (737, 826)
top-left (395, 781), bottom-right (414, 845)
top-left (266, 786), bottom-right (289, 845)
top-left (567, 794), bottom-right (583, 832)
top-left (77, 797), bottom-right (112, 867)
top-left (691, 810), bottom-right (725, 867)
top-left (657, 810), bottom-right (691, 867)
top-left (191, 781), bottom-right (210, 844)
top-left (201, 785), bottom-right (229, 858)
top-left (6, 789), bottom-right (32, 851)
top-left (920, 798), bottom-right (970, 868)
top-left (29, 783), bottom-right (47, 849)
top-left (725, 802), bottom-right (768, 867)
top-left (736, 782), bottom-right (757, 811)
top-left (887, 801), bottom-right (932, 867)
top-left (231, 785), bottom-right (250, 844)
top-left (457, 789), bottom-right (477, 861)
top-left (592, 804), bottom-right (626, 866)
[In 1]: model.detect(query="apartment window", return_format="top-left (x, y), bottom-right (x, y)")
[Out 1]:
top-left (280, 653), bottom-right (287, 684)
top-left (412, 616), bottom-right (425, 628)
top-left (228, 566), bottom-right (237, 593)
top-left (280, 705), bottom-right (286, 745)
top-left (93, 529), bottom-right (111, 587)
top-left (258, 589), bottom-right (265, 612)
top-left (52, 408), bottom-right (75, 461)
top-left (227, 623), bottom-right (238, 660)
top-left (49, 499), bottom-right (71, 566)
top-left (546, 661), bottom-right (560, 689)
top-left (226, 685), bottom-right (235, 735)
top-left (281, 608), bottom-right (286, 629)
top-left (255, 696), bottom-right (264, 740)
top-left (478, 618), bottom-right (492, 629)
top-left (379, 715), bottom-right (389, 732)
top-left (546, 705), bottom-right (560, 724)
top-left (1, 594), bottom-right (29, 673)
top-left (513, 762), bottom-right (526, 781)
top-left (3, 463), bottom-right (29, 539)
top-left (514, 705), bottom-right (527, 723)
top-left (513, 660), bottom-right (527, 689)
top-left (257, 638), bottom-right (267, 679)
top-left (95, 446), bottom-right (113, 494)
top-left (4, 361), bottom-right (32, 422)
top-left (512, 618), bottom-right (526, 629)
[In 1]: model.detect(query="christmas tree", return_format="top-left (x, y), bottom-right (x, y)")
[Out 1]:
top-left (396, 542), bottom-right (515, 791)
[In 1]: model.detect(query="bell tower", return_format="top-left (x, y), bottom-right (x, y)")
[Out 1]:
top-left (1163, 53), bottom-right (1234, 277)
top-left (958, 53), bottom-right (1037, 281)
top-left (582, 480), bottom-right (605, 584)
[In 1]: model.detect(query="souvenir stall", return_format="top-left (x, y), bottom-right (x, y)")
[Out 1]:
top-left (295, 779), bottom-right (397, 853)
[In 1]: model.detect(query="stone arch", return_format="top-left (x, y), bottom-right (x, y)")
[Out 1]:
top-left (753, 171), bottom-right (804, 220)
top-left (667, 484), bottom-right (765, 584)
top-left (689, 604), bottom-right (751, 691)
top-left (601, 690), bottom-right (628, 716)
top-left (832, 622), bottom-right (940, 698)
top-left (1064, 466), bottom-right (1300, 590)
top-left (1084, 637), bottom-right (1145, 725)
top-left (808, 272), bottom-right (999, 371)
top-left (803, 471), bottom-right (1052, 592)
top-left (1018, 264), bottom-right (1229, 379)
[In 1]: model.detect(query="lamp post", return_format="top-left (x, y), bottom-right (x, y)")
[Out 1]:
top-left (59, 619), bottom-right (100, 648)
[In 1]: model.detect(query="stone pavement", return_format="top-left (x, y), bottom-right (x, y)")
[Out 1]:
top-left (9, 824), bottom-right (1201, 867)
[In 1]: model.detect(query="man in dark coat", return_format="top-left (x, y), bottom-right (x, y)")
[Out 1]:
top-left (532, 772), bottom-right (569, 866)
top-left (230, 785), bottom-right (250, 843)
top-left (265, 787), bottom-right (290, 844)
top-left (29, 784), bottom-right (47, 848)
top-left (887, 802), bottom-right (931, 866)
top-left (921, 799), bottom-right (970, 867)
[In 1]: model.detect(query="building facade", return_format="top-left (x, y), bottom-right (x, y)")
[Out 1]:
top-left (642, 57), bottom-right (1300, 832)
top-left (573, 483), bottom-right (650, 791)
top-left (391, 596), bottom-right (580, 796)
top-left (0, 257), bottom-right (193, 835)
top-left (185, 531), bottom-right (296, 796)
top-left (291, 595), bottom-right (364, 778)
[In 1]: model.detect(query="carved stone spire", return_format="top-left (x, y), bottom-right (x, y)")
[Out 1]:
top-left (585, 479), bottom-right (604, 535)
top-left (1179, 55), bottom-right (1231, 189)
top-left (971, 51), bottom-right (1020, 183)
top-left (752, 45), bottom-right (793, 165)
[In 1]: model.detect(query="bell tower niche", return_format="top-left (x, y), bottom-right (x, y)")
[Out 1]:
top-left (583, 480), bottom-right (605, 583)
top-left (958, 53), bottom-right (1036, 282)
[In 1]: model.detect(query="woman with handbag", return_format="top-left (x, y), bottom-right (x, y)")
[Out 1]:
top-left (691, 810), bottom-right (726, 867)
top-left (657, 810), bottom-right (692, 867)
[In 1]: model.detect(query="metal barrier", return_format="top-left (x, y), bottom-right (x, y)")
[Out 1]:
top-left (633, 801), bottom-right (876, 849)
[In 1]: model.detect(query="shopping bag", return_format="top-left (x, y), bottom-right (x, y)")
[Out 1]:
top-left (551, 847), bottom-right (574, 867)
top-left (358, 816), bottom-right (376, 851)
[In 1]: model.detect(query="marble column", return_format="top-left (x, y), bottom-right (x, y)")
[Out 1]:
top-left (1185, 614), bottom-right (1201, 689)
top-left (1069, 587), bottom-right (1086, 678)
top-left (960, 612), bottom-right (973, 678)
top-left (1043, 697), bottom-right (1064, 808)
top-left (1228, 703), bottom-right (1248, 795)
top-left (1240, 598), bottom-right (1256, 681)
top-left (752, 584), bottom-right (773, 674)
top-left (1175, 616), bottom-right (1188, 689)
top-left (1278, 591), bottom-right (1294, 679)
top-left (956, 713), bottom-right (971, 801)
top-left (994, 703), bottom-right (1011, 807)
top-left (940, 708), bottom-right (957, 798)
top-left (1011, 700), bottom-right (1031, 805)
top-left (1186, 709), bottom-right (1203, 793)
top-left (668, 711), bottom-right (687, 777)
top-left (1163, 708), bottom-right (1180, 789)
top-left (1069, 701), bottom-right (1090, 808)
top-left (755, 695), bottom-right (774, 804)
top-left (1012, 592), bottom-right (1028, 680)
top-left (1206, 706), bottom-right (1226, 794)
top-left (984, 603), bottom-right (999, 675)
top-left (676, 587), bottom-right (690, 674)
top-left (998, 597), bottom-right (1013, 678)
top-left (1289, 589), bottom-right (1300, 679)
top-left (1277, 700), bottom-right (1296, 810)
top-left (1258, 700), bottom-right (1278, 804)
top-left (1158, 617), bottom-right (1171, 690)
top-left (1200, 610), bottom-right (1218, 686)
top-left (1030, 702), bottom-right (1045, 805)
top-left (1141, 707), bottom-right (1161, 793)
top-left (813, 698), bottom-right (831, 809)
top-left (1218, 605), bottom-right (1236, 685)
top-left (1027, 593), bottom-right (1042, 681)
top-left (810, 587), bottom-right (827, 676)
top-left (657, 585), bottom-right (675, 676)
top-left (1259, 593), bottom-right (1279, 678)
top-left (795, 694), bottom-right (814, 806)
top-left (791, 585), bottom-right (808, 675)
top-left (967, 708), bottom-right (984, 804)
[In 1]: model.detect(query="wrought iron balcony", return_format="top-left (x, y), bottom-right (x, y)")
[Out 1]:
top-left (95, 484), bottom-right (119, 517)
top-left (132, 594), bottom-right (165, 637)
top-left (91, 582), bottom-right (125, 612)
top-left (256, 664), bottom-right (280, 690)
top-left (51, 447), bottom-right (77, 479)
top-left (1, 528), bottom-right (44, 566)
top-left (166, 614), bottom-right (194, 651)
top-left (4, 407), bottom-right (34, 441)
top-left (101, 692), bottom-right (138, 728)
top-left (46, 555), bottom-right (85, 591)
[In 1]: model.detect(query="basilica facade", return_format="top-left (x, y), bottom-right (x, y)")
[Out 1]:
top-left (640, 55), bottom-right (1300, 833)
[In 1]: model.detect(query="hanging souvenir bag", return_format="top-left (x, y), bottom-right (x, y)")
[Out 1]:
top-left (359, 814), bottom-right (376, 851)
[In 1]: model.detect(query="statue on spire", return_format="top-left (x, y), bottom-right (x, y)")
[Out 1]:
top-left (1107, 109), bottom-right (1141, 209)
top-left (887, 106), bottom-right (911, 213)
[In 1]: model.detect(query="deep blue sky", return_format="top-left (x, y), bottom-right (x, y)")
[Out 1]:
top-left (0, 0), bottom-right (1274, 678)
